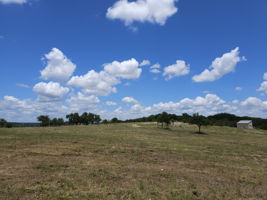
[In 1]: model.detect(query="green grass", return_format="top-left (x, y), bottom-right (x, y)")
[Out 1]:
top-left (0, 123), bottom-right (267, 200)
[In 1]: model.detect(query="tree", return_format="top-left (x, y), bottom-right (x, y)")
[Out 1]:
top-left (0, 118), bottom-right (7, 128)
top-left (102, 119), bottom-right (108, 124)
top-left (66, 113), bottom-right (74, 125)
top-left (88, 113), bottom-right (95, 124)
top-left (111, 117), bottom-right (119, 123)
top-left (57, 118), bottom-right (65, 126)
top-left (66, 113), bottom-right (80, 125)
top-left (50, 118), bottom-right (64, 126)
top-left (157, 112), bottom-right (171, 129)
top-left (37, 115), bottom-right (50, 127)
top-left (73, 113), bottom-right (80, 125)
top-left (93, 114), bottom-right (101, 124)
top-left (190, 113), bottom-right (208, 133)
top-left (67, 112), bottom-right (101, 125)
top-left (81, 112), bottom-right (89, 125)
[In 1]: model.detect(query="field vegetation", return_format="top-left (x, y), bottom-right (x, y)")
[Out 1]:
top-left (0, 123), bottom-right (267, 200)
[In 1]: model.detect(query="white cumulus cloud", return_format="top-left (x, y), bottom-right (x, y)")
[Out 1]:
top-left (33, 82), bottom-right (70, 101)
top-left (66, 92), bottom-right (100, 112)
top-left (163, 60), bottom-right (190, 80)
top-left (150, 63), bottom-right (161, 74)
top-left (67, 58), bottom-right (143, 96)
top-left (257, 73), bottom-right (267, 95)
top-left (257, 81), bottom-right (267, 94)
top-left (192, 47), bottom-right (246, 82)
top-left (67, 70), bottom-right (119, 96)
top-left (140, 60), bottom-right (150, 66)
top-left (103, 58), bottom-right (142, 79)
top-left (240, 97), bottom-right (267, 115)
top-left (122, 97), bottom-right (138, 104)
top-left (40, 48), bottom-right (76, 81)
top-left (106, 0), bottom-right (178, 26)
top-left (2, 93), bottom-right (267, 122)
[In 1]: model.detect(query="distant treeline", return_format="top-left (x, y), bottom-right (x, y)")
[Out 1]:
top-left (124, 113), bottom-right (267, 130)
top-left (0, 118), bottom-right (13, 128)
top-left (37, 112), bottom-right (101, 127)
top-left (1, 112), bottom-right (267, 130)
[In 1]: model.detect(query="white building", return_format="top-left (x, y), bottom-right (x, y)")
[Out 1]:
top-left (237, 120), bottom-right (253, 129)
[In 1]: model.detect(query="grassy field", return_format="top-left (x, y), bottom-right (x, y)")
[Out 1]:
top-left (0, 123), bottom-right (267, 200)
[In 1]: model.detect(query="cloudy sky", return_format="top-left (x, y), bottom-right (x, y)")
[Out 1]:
top-left (0, 0), bottom-right (267, 122)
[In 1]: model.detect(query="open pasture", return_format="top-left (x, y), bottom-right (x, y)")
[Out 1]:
top-left (0, 123), bottom-right (267, 200)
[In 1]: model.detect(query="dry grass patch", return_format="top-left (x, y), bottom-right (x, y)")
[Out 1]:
top-left (0, 124), bottom-right (267, 199)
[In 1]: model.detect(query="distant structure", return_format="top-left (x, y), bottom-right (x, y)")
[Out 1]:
top-left (237, 120), bottom-right (253, 129)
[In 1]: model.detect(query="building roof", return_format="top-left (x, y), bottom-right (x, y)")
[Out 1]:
top-left (237, 120), bottom-right (252, 124)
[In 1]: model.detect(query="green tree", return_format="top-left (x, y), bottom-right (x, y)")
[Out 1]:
top-left (190, 113), bottom-right (208, 133)
top-left (66, 113), bottom-right (74, 125)
top-left (81, 112), bottom-right (89, 125)
top-left (51, 118), bottom-right (64, 126)
top-left (0, 118), bottom-right (7, 128)
top-left (157, 112), bottom-right (171, 129)
top-left (88, 113), bottom-right (95, 124)
top-left (73, 113), bottom-right (80, 125)
top-left (111, 117), bottom-right (119, 123)
top-left (37, 115), bottom-right (50, 127)
top-left (93, 114), bottom-right (101, 124)
top-left (66, 113), bottom-right (80, 125)
top-left (57, 118), bottom-right (65, 126)
top-left (102, 119), bottom-right (108, 124)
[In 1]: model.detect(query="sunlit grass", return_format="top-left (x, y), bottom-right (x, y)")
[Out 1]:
top-left (0, 123), bottom-right (267, 199)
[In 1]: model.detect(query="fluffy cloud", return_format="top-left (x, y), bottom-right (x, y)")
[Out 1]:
top-left (193, 47), bottom-right (246, 82)
top-left (103, 58), bottom-right (142, 79)
top-left (257, 73), bottom-right (267, 94)
top-left (67, 70), bottom-right (119, 96)
top-left (66, 92), bottom-right (100, 112)
top-left (106, 0), bottom-right (178, 26)
top-left (131, 103), bottom-right (143, 111)
top-left (140, 60), bottom-right (150, 66)
top-left (163, 60), bottom-right (190, 80)
top-left (33, 82), bottom-right (70, 101)
top-left (2, 93), bottom-right (267, 122)
top-left (106, 94), bottom-right (236, 120)
top-left (150, 63), bottom-right (161, 74)
top-left (240, 97), bottom-right (267, 115)
top-left (0, 0), bottom-right (26, 4)
top-left (257, 81), bottom-right (267, 94)
top-left (67, 58), bottom-right (143, 96)
top-left (0, 96), bottom-right (69, 122)
top-left (153, 94), bottom-right (230, 114)
top-left (40, 48), bottom-right (76, 81)
top-left (122, 97), bottom-right (138, 104)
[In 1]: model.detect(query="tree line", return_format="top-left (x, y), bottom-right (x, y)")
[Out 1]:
top-left (37, 112), bottom-right (101, 127)
top-left (153, 112), bottom-right (207, 133)
top-left (0, 118), bottom-right (12, 128)
top-left (2, 112), bottom-right (267, 130)
top-left (125, 112), bottom-right (267, 130)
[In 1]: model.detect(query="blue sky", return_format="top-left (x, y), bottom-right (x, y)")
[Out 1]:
top-left (0, 0), bottom-right (267, 122)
